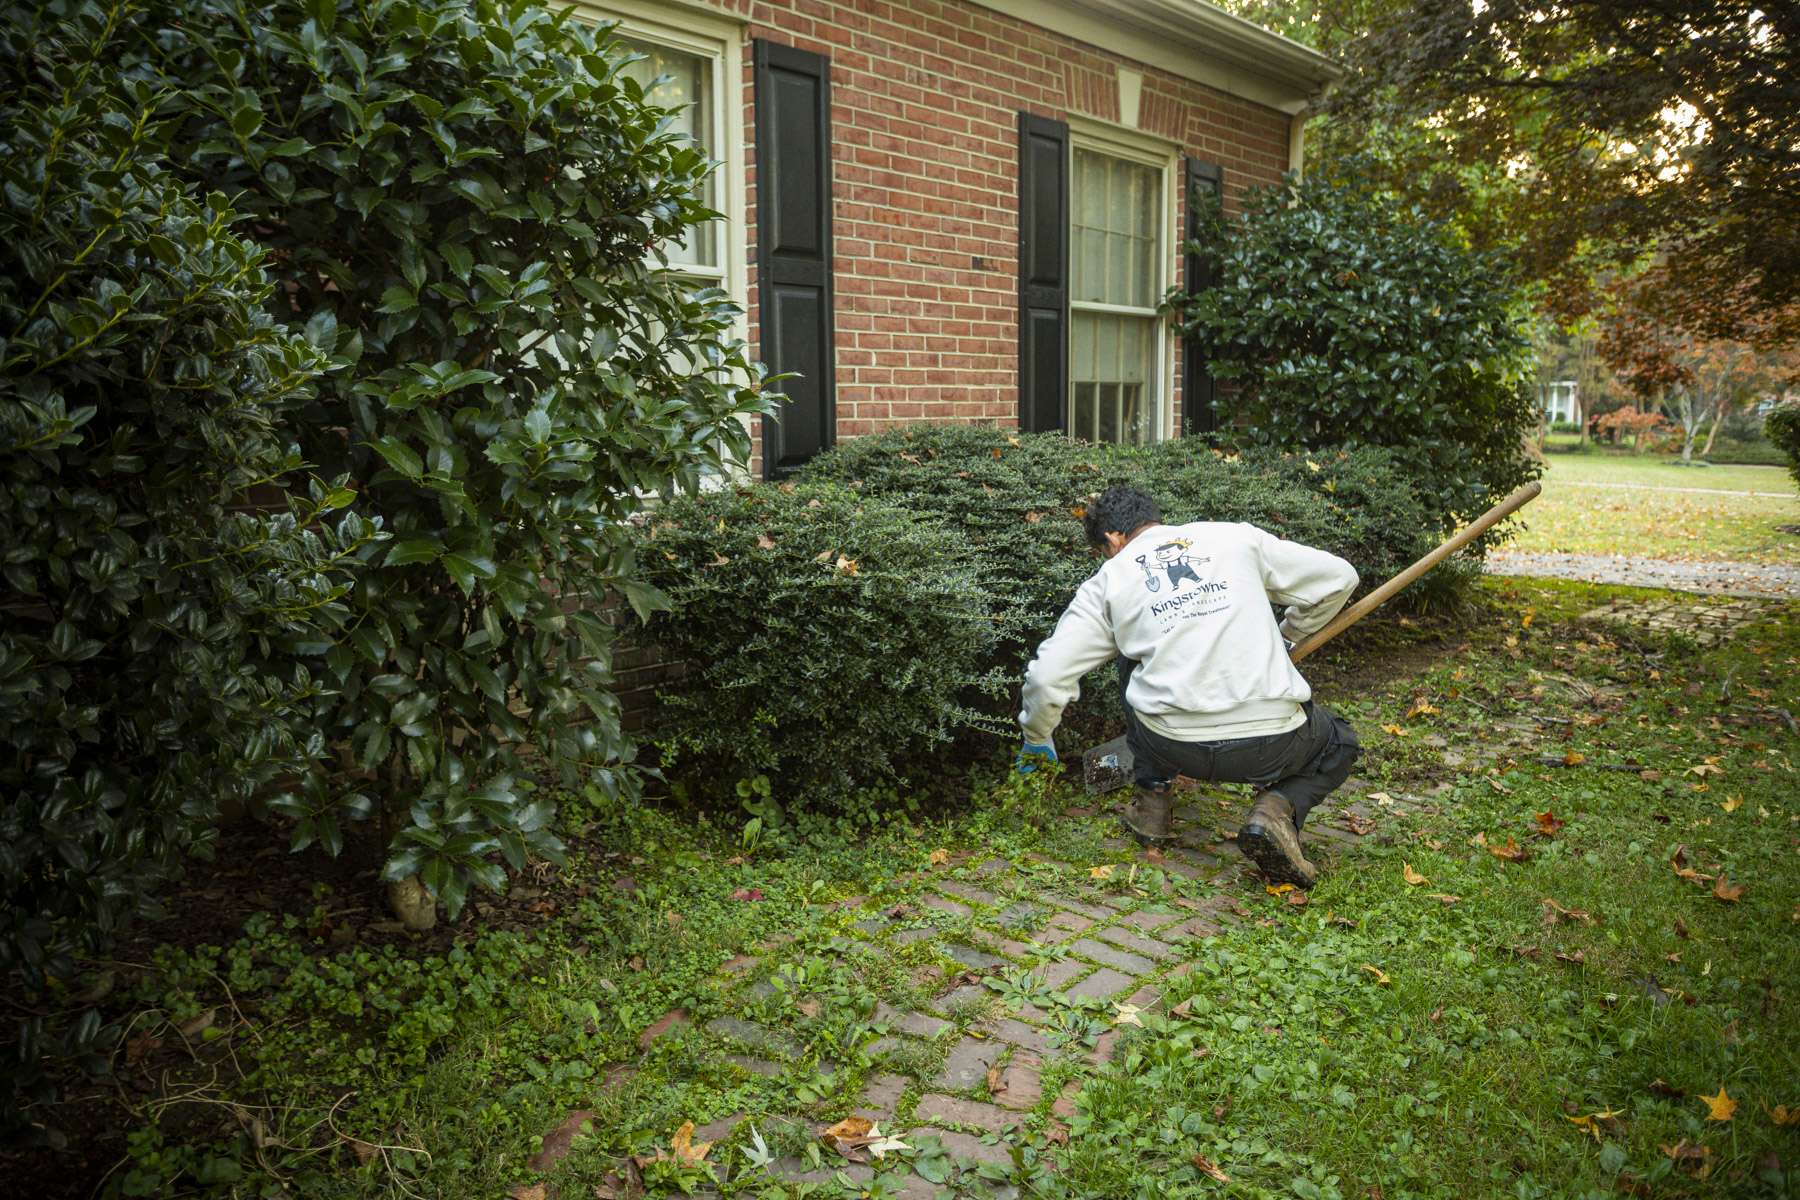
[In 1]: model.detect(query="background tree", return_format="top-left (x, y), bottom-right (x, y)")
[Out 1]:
top-left (1317, 0), bottom-right (1800, 338)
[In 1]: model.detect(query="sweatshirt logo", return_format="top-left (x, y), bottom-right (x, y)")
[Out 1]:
top-left (1134, 540), bottom-right (1209, 594)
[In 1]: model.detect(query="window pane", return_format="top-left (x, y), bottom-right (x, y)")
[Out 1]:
top-left (1071, 311), bottom-right (1156, 444)
top-left (620, 39), bottom-right (716, 268)
top-left (1071, 148), bottom-right (1156, 308)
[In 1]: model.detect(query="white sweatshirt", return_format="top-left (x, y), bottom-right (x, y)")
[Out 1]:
top-left (1019, 522), bottom-right (1357, 743)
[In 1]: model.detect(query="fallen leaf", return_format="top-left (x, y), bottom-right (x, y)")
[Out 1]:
top-left (527, 1110), bottom-right (596, 1171)
top-left (1521, 608), bottom-right (1535, 628)
top-left (1428, 1005), bottom-right (1443, 1022)
top-left (1344, 814), bottom-right (1377, 836)
top-left (1674, 916), bottom-right (1690, 938)
top-left (1566, 1109), bottom-right (1621, 1142)
top-left (1190, 1154), bottom-right (1231, 1182)
top-left (1686, 761), bottom-right (1724, 777)
top-left (730, 887), bottom-right (764, 902)
top-left (1266, 883), bottom-right (1295, 897)
top-left (796, 999), bottom-right (822, 1019)
top-left (350, 1138), bottom-right (379, 1165)
top-left (1169, 997), bottom-right (1194, 1018)
top-left (1555, 949), bottom-right (1586, 965)
top-left (1359, 963), bottom-right (1391, 986)
top-left (1112, 1002), bottom-right (1144, 1027)
top-left (1488, 837), bottom-right (1527, 862)
top-left (834, 554), bottom-right (858, 576)
top-left (1542, 897), bottom-right (1595, 925)
top-left (1712, 876), bottom-right (1746, 903)
top-left (510, 1185), bottom-right (547, 1200)
top-left (1143, 847), bottom-right (1165, 865)
top-left (1406, 699), bottom-right (1439, 719)
top-left (755, 533), bottom-right (776, 551)
top-left (928, 848), bottom-right (949, 867)
top-left (1425, 893), bottom-right (1460, 905)
top-left (1285, 890), bottom-right (1309, 907)
top-left (1380, 723), bottom-right (1409, 737)
top-left (1023, 511), bottom-right (1043, 523)
top-left (1767, 1104), bottom-right (1800, 1127)
top-left (1648, 1079), bottom-right (1684, 1098)
top-left (1368, 791), bottom-right (1395, 806)
top-left (1562, 751), bottom-right (1585, 766)
top-left (1402, 863), bottom-right (1429, 887)
top-left (986, 1063), bottom-right (1006, 1094)
top-left (1700, 1086), bottom-right (1737, 1122)
top-left (178, 1009), bottom-right (216, 1039)
top-left (1089, 864), bottom-right (1115, 880)
top-left (1660, 1139), bottom-right (1713, 1178)
top-left (1534, 810), bottom-right (1566, 835)
top-left (1720, 794), bottom-right (1742, 813)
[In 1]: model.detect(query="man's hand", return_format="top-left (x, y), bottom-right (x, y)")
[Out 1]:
top-left (1015, 739), bottom-right (1057, 775)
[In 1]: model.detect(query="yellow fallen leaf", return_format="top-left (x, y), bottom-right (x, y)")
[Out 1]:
top-left (834, 554), bottom-right (859, 575)
top-left (1566, 1109), bottom-right (1620, 1143)
top-left (1402, 863), bottom-right (1429, 887)
top-left (1089, 864), bottom-right (1115, 880)
top-left (1359, 963), bottom-right (1391, 985)
top-left (1521, 608), bottom-right (1535, 628)
top-left (928, 848), bottom-right (949, 866)
top-left (1562, 751), bottom-right (1585, 766)
top-left (1711, 875), bottom-right (1746, 903)
top-left (669, 1120), bottom-right (711, 1166)
top-left (1380, 723), bottom-right (1409, 737)
top-left (1700, 1086), bottom-right (1737, 1121)
top-left (1191, 1153), bottom-right (1231, 1182)
top-left (1720, 794), bottom-right (1742, 813)
top-left (1488, 836), bottom-right (1527, 862)
top-left (1266, 883), bottom-right (1295, 897)
top-left (1406, 699), bottom-right (1439, 719)
top-left (1768, 1104), bottom-right (1800, 1127)
top-left (1112, 1002), bottom-right (1143, 1027)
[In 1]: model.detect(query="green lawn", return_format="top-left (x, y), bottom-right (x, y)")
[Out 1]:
top-left (43, 578), bottom-right (1799, 1200)
top-left (1507, 452), bottom-right (1800, 563)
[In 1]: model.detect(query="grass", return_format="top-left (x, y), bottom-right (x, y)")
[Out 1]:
top-left (1507, 452), bottom-right (1800, 563)
top-left (27, 577), bottom-right (1798, 1199)
top-left (1064, 578), bottom-right (1800, 1199)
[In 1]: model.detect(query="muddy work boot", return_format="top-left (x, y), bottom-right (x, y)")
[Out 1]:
top-left (1236, 791), bottom-right (1319, 888)
top-left (1120, 783), bottom-right (1175, 846)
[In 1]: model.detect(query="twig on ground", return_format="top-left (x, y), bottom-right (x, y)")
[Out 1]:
top-left (1532, 755), bottom-right (1644, 773)
top-left (1528, 714), bottom-right (1571, 725)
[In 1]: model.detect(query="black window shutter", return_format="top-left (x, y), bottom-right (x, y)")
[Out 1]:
top-left (755, 41), bottom-right (835, 477)
top-left (1017, 113), bottom-right (1069, 434)
top-left (1182, 158), bottom-right (1224, 435)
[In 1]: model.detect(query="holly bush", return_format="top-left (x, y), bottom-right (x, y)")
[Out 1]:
top-left (120, 0), bottom-right (771, 914)
top-left (0, 7), bottom-right (379, 1111)
top-left (638, 485), bottom-right (1017, 804)
top-left (1169, 169), bottom-right (1542, 529)
top-left (1764, 405), bottom-right (1800, 489)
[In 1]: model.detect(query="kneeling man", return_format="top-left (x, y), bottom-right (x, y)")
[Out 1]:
top-left (1017, 485), bottom-right (1362, 887)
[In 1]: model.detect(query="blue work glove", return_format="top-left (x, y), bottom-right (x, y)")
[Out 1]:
top-left (1015, 739), bottom-right (1058, 775)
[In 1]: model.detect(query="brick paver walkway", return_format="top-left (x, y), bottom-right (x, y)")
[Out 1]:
top-left (603, 777), bottom-right (1446, 1198)
top-left (1485, 551), bottom-right (1800, 598)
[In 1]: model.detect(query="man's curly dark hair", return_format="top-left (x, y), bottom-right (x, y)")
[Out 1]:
top-left (1081, 484), bottom-right (1162, 549)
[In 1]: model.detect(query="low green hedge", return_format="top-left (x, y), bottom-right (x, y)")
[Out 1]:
top-left (637, 484), bottom-right (1016, 803)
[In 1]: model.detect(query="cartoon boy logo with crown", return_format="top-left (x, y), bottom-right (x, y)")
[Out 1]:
top-left (1134, 539), bottom-right (1204, 593)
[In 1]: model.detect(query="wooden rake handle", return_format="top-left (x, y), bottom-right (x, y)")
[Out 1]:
top-left (1287, 481), bottom-right (1542, 665)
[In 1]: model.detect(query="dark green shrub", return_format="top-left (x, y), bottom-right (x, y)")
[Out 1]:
top-left (118, 0), bottom-right (771, 914)
top-left (0, 13), bottom-right (378, 1111)
top-left (1764, 406), bottom-right (1800, 487)
top-left (1169, 170), bottom-right (1542, 529)
top-left (637, 485), bottom-right (1014, 803)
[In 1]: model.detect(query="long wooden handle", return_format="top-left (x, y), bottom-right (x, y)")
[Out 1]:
top-left (1287, 481), bottom-right (1542, 664)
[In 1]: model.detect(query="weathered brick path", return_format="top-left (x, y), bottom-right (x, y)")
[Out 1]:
top-left (620, 778), bottom-right (1441, 1199)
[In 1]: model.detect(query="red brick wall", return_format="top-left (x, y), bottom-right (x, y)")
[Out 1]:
top-left (713, 0), bottom-right (1294, 473)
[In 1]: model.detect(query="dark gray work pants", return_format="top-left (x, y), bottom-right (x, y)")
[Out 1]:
top-left (1119, 657), bottom-right (1360, 828)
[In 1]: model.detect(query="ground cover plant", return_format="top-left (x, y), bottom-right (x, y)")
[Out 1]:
top-left (12, 574), bottom-right (1795, 1198)
top-left (1507, 455), bottom-right (1800, 565)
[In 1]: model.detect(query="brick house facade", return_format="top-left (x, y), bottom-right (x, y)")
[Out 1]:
top-left (593, 0), bottom-right (1336, 476)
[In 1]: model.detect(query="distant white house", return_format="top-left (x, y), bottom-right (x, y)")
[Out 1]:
top-left (1538, 379), bottom-right (1580, 426)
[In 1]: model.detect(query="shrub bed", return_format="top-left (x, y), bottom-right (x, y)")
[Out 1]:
top-left (1753, 410), bottom-right (1800, 484)
top-left (637, 484), bottom-right (1016, 804)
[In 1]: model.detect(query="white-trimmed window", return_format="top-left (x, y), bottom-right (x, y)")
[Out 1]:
top-left (1068, 128), bottom-right (1175, 444)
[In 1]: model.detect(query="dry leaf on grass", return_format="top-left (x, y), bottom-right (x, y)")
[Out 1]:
top-left (755, 533), bottom-right (776, 551)
top-left (1266, 883), bottom-right (1295, 897)
top-left (1720, 794), bottom-right (1743, 813)
top-left (1542, 897), bottom-right (1596, 925)
top-left (527, 1109), bottom-right (596, 1171)
top-left (1711, 875), bottom-right (1746, 903)
top-left (1566, 1109), bottom-right (1621, 1142)
top-left (1285, 890), bottom-right (1309, 907)
top-left (1561, 751), bottom-right (1585, 766)
top-left (1425, 893), bottom-right (1460, 905)
top-left (1190, 1154), bottom-right (1231, 1182)
top-left (1089, 864), bottom-right (1115, 880)
top-left (1143, 847), bottom-right (1165, 865)
top-left (1402, 863), bottom-right (1429, 886)
top-left (1406, 699), bottom-right (1439, 719)
top-left (1344, 814), bottom-right (1377, 836)
top-left (1380, 723), bottom-right (1409, 737)
top-left (928, 848), bottom-right (949, 866)
top-left (1113, 1002), bottom-right (1145, 1027)
top-left (1661, 1139), bottom-right (1714, 1178)
top-left (1488, 837), bottom-right (1527, 862)
top-left (1768, 1104), bottom-right (1800, 1127)
top-left (509, 1185), bottom-right (547, 1200)
top-left (1359, 963), bottom-right (1391, 985)
top-left (986, 1063), bottom-right (1006, 1094)
top-left (1534, 810), bottom-right (1565, 836)
top-left (1700, 1086), bottom-right (1737, 1122)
